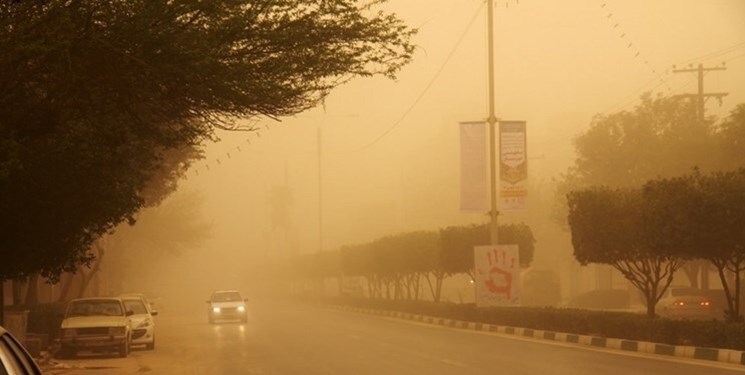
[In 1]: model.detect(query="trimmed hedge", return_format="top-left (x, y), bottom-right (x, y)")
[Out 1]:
top-left (331, 297), bottom-right (745, 351)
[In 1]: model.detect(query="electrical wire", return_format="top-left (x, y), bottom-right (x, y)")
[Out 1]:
top-left (674, 40), bottom-right (745, 66)
top-left (350, 1), bottom-right (486, 153)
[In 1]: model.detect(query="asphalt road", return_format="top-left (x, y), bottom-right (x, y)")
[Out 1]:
top-left (48, 300), bottom-right (745, 375)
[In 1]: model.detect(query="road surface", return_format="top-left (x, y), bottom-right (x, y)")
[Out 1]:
top-left (47, 299), bottom-right (745, 374)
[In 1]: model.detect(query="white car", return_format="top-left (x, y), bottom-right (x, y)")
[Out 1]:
top-left (59, 298), bottom-right (132, 358)
top-left (206, 290), bottom-right (248, 324)
top-left (657, 286), bottom-right (713, 319)
top-left (120, 296), bottom-right (157, 350)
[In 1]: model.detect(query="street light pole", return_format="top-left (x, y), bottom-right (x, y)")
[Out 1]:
top-left (317, 124), bottom-right (323, 254)
top-left (487, 0), bottom-right (499, 246)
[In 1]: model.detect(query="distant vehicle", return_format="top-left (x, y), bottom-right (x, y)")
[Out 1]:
top-left (59, 297), bottom-right (133, 358)
top-left (657, 286), bottom-right (713, 319)
top-left (0, 325), bottom-right (43, 374)
top-left (206, 290), bottom-right (248, 324)
top-left (120, 295), bottom-right (158, 350)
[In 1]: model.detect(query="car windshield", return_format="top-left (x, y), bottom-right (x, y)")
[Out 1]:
top-left (211, 292), bottom-right (242, 302)
top-left (123, 299), bottom-right (149, 314)
top-left (67, 300), bottom-right (123, 317)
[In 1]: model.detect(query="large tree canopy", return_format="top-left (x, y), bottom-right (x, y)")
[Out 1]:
top-left (555, 94), bottom-right (731, 225)
top-left (719, 103), bottom-right (745, 170)
top-left (0, 0), bottom-right (416, 281)
top-left (567, 186), bottom-right (687, 317)
top-left (650, 170), bottom-right (745, 321)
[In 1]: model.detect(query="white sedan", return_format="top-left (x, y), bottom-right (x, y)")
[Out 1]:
top-left (657, 286), bottom-right (713, 319)
top-left (121, 295), bottom-right (157, 350)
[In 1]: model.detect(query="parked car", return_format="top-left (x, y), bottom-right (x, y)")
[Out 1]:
top-left (0, 325), bottom-right (43, 375)
top-left (59, 297), bottom-right (133, 358)
top-left (120, 295), bottom-right (157, 350)
top-left (120, 293), bottom-right (158, 315)
top-left (657, 286), bottom-right (713, 319)
top-left (206, 290), bottom-right (248, 324)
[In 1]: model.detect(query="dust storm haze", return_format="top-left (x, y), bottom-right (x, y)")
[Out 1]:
top-left (114, 0), bottom-right (745, 308)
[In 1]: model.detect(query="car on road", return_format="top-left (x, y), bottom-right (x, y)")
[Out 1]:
top-left (206, 290), bottom-right (248, 324)
top-left (657, 286), bottom-right (713, 319)
top-left (120, 295), bottom-right (157, 350)
top-left (0, 325), bottom-right (43, 375)
top-left (59, 297), bottom-right (133, 358)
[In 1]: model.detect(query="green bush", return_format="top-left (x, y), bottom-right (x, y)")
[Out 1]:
top-left (330, 297), bottom-right (745, 350)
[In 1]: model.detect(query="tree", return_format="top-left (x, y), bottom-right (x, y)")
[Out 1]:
top-left (556, 94), bottom-right (717, 223)
top-left (439, 223), bottom-right (535, 278)
top-left (673, 170), bottom-right (745, 322)
top-left (0, 1), bottom-right (416, 285)
top-left (556, 95), bottom-right (741, 290)
top-left (718, 104), bottom-right (745, 170)
top-left (567, 186), bottom-right (686, 317)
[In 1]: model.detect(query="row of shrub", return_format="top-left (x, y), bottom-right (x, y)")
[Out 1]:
top-left (329, 297), bottom-right (745, 351)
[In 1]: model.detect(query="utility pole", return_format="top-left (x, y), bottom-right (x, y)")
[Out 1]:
top-left (672, 63), bottom-right (728, 123)
top-left (317, 125), bottom-right (323, 254)
top-left (487, 0), bottom-right (499, 246)
top-left (672, 63), bottom-right (727, 291)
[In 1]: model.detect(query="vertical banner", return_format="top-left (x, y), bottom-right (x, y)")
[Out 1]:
top-left (474, 245), bottom-right (520, 307)
top-left (459, 122), bottom-right (489, 212)
top-left (499, 121), bottom-right (527, 211)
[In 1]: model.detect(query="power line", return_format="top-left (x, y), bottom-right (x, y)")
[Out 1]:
top-left (674, 40), bottom-right (745, 66)
top-left (351, 2), bottom-right (487, 153)
top-left (597, 1), bottom-right (672, 92)
top-left (598, 42), bottom-right (745, 116)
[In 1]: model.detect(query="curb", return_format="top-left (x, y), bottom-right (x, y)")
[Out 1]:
top-left (332, 305), bottom-right (745, 366)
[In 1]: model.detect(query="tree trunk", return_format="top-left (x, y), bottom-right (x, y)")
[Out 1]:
top-left (77, 241), bottom-right (105, 298)
top-left (24, 274), bottom-right (39, 307)
top-left (427, 273), bottom-right (445, 303)
top-left (701, 263), bottom-right (710, 290)
top-left (735, 268), bottom-right (741, 322)
top-left (11, 280), bottom-right (23, 306)
top-left (645, 293), bottom-right (656, 318)
top-left (681, 261), bottom-right (700, 289)
top-left (713, 261), bottom-right (736, 321)
top-left (57, 273), bottom-right (76, 303)
top-left (425, 273), bottom-right (441, 302)
top-left (413, 274), bottom-right (421, 301)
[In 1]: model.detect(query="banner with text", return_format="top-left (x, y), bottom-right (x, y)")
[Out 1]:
top-left (459, 121), bottom-right (489, 212)
top-left (499, 121), bottom-right (527, 211)
top-left (474, 245), bottom-right (520, 307)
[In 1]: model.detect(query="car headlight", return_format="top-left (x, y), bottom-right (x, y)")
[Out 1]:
top-left (212, 307), bottom-right (221, 313)
top-left (237, 306), bottom-right (246, 312)
top-left (136, 319), bottom-right (152, 329)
